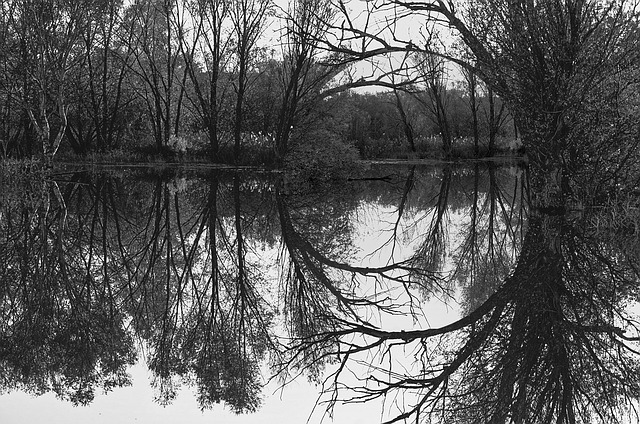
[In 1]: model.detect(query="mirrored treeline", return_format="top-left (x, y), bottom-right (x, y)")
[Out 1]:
top-left (1, 163), bottom-right (638, 423)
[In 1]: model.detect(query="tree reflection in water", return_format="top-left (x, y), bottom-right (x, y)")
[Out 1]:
top-left (0, 164), bottom-right (639, 423)
top-left (279, 166), bottom-right (640, 424)
top-left (0, 172), bottom-right (135, 405)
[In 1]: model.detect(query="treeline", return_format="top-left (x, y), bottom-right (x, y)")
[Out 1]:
top-left (0, 0), bottom-right (341, 163)
top-left (0, 0), bottom-right (519, 164)
top-left (334, 86), bottom-right (516, 159)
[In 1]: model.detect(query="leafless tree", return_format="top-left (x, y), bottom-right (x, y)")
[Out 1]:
top-left (180, 0), bottom-right (233, 159)
top-left (319, 0), bottom-right (640, 203)
top-left (17, 0), bottom-right (89, 164)
top-left (273, 0), bottom-right (340, 159)
top-left (125, 0), bottom-right (183, 150)
top-left (229, 0), bottom-right (272, 163)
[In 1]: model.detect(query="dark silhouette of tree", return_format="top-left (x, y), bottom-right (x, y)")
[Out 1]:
top-left (107, 171), bottom-right (278, 411)
top-left (124, 0), bottom-right (184, 151)
top-left (453, 164), bottom-right (527, 312)
top-left (391, 86), bottom-right (417, 152)
top-left (68, 0), bottom-right (134, 154)
top-left (0, 169), bottom-right (284, 411)
top-left (414, 52), bottom-right (453, 156)
top-left (461, 66), bottom-right (480, 156)
top-left (0, 0), bottom-right (23, 158)
top-left (16, 0), bottom-right (90, 164)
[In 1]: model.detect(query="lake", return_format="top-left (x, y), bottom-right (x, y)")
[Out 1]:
top-left (1, 162), bottom-right (639, 424)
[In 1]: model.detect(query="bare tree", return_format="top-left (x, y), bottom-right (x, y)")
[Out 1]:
top-left (461, 66), bottom-right (480, 156)
top-left (18, 0), bottom-right (89, 164)
top-left (125, 0), bottom-right (182, 151)
top-left (277, 193), bottom-right (640, 424)
top-left (69, 0), bottom-right (135, 154)
top-left (320, 0), bottom-right (640, 204)
top-left (414, 52), bottom-right (453, 157)
top-left (229, 0), bottom-right (272, 163)
top-left (0, 173), bottom-right (136, 405)
top-left (180, 0), bottom-right (233, 160)
top-left (273, 0), bottom-right (339, 159)
top-left (0, 0), bottom-right (22, 158)
top-left (386, 54), bottom-right (419, 153)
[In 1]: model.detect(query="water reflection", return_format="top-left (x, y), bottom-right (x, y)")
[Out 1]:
top-left (1, 164), bottom-right (638, 423)
top-left (0, 174), bottom-right (136, 405)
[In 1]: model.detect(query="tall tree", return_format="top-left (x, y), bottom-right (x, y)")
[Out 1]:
top-left (180, 0), bottom-right (232, 160)
top-left (229, 0), bottom-right (272, 163)
top-left (324, 0), bottom-right (640, 204)
top-left (393, 87), bottom-right (416, 152)
top-left (276, 175), bottom-right (640, 424)
top-left (72, 0), bottom-right (133, 153)
top-left (17, 0), bottom-right (90, 164)
top-left (461, 66), bottom-right (480, 156)
top-left (0, 0), bottom-right (22, 158)
top-left (125, 0), bottom-right (182, 151)
top-left (414, 52), bottom-right (453, 157)
top-left (273, 0), bottom-right (337, 160)
top-left (484, 84), bottom-right (507, 155)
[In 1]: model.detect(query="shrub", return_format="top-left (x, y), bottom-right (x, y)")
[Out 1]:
top-left (284, 130), bottom-right (365, 185)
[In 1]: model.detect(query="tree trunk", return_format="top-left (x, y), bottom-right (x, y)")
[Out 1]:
top-left (488, 87), bottom-right (497, 156)
top-left (394, 88), bottom-right (415, 152)
top-left (28, 96), bottom-right (67, 166)
top-left (210, 63), bottom-right (220, 161)
top-left (234, 54), bottom-right (247, 164)
top-left (518, 117), bottom-right (571, 212)
top-left (432, 84), bottom-right (452, 157)
top-left (470, 81), bottom-right (479, 157)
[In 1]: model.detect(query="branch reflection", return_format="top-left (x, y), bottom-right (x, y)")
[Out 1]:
top-left (1, 164), bottom-right (638, 423)
top-left (280, 166), bottom-right (640, 424)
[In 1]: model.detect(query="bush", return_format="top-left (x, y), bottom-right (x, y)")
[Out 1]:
top-left (357, 136), bottom-right (404, 159)
top-left (284, 130), bottom-right (365, 185)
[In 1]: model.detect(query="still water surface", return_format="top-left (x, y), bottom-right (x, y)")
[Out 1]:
top-left (1, 163), bottom-right (638, 423)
